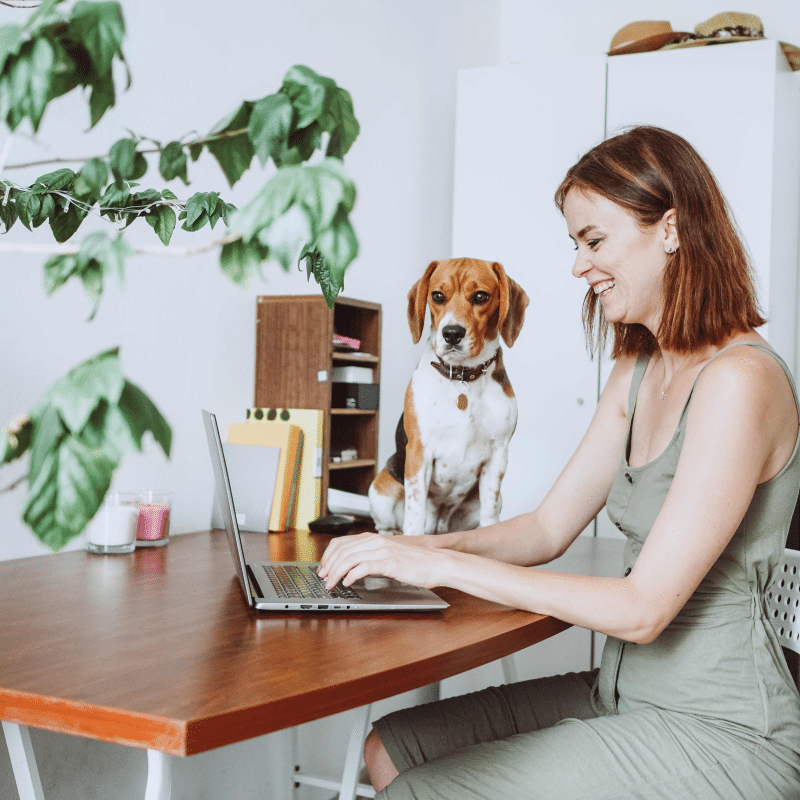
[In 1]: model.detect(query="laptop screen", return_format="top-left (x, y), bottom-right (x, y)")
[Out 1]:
top-left (202, 409), bottom-right (254, 607)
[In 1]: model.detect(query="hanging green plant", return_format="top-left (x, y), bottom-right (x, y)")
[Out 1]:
top-left (0, 0), bottom-right (361, 550)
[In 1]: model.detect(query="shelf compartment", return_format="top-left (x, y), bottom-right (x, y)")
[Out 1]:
top-left (332, 353), bottom-right (380, 365)
top-left (329, 459), bottom-right (378, 470)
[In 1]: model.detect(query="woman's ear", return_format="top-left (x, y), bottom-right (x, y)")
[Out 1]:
top-left (662, 208), bottom-right (679, 254)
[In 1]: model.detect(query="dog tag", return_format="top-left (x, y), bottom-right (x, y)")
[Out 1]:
top-left (457, 393), bottom-right (468, 410)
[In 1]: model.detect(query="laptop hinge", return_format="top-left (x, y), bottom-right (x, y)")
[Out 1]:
top-left (246, 564), bottom-right (264, 600)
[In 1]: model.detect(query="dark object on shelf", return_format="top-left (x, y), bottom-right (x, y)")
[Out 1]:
top-left (308, 514), bottom-right (357, 536)
top-left (332, 382), bottom-right (379, 410)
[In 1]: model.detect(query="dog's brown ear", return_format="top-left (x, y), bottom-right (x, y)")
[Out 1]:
top-left (407, 261), bottom-right (439, 343)
top-left (493, 262), bottom-right (529, 347)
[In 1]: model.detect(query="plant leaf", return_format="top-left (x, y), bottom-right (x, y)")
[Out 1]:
top-left (32, 193), bottom-right (54, 228)
top-left (27, 402), bottom-right (66, 490)
top-left (248, 93), bottom-right (292, 167)
top-left (27, 37), bottom-right (54, 131)
top-left (219, 237), bottom-right (270, 286)
top-left (261, 204), bottom-right (312, 272)
top-left (0, 193), bottom-right (18, 232)
top-left (23, 433), bottom-right (115, 552)
top-left (109, 137), bottom-right (137, 184)
top-left (88, 74), bottom-right (115, 128)
top-left (315, 207), bottom-right (357, 284)
top-left (43, 253), bottom-right (79, 296)
top-left (81, 400), bottom-right (139, 462)
top-left (206, 100), bottom-right (254, 187)
top-left (75, 158), bottom-right (108, 198)
top-left (144, 203), bottom-right (176, 245)
top-left (0, 25), bottom-right (24, 72)
top-left (323, 86), bottom-right (360, 159)
top-left (98, 181), bottom-right (130, 220)
top-left (280, 64), bottom-right (333, 129)
top-left (49, 201), bottom-right (86, 242)
top-left (69, 1), bottom-right (125, 76)
top-left (116, 380), bottom-right (171, 458)
top-left (33, 168), bottom-right (75, 193)
top-left (302, 248), bottom-right (340, 309)
top-left (159, 141), bottom-right (188, 184)
top-left (36, 347), bottom-right (125, 434)
top-left (15, 191), bottom-right (40, 230)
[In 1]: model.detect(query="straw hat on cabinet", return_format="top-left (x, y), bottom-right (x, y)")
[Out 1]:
top-left (608, 12), bottom-right (800, 71)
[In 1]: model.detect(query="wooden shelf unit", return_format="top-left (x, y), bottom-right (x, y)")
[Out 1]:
top-left (254, 295), bottom-right (382, 510)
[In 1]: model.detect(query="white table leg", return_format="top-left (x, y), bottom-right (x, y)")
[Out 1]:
top-left (144, 749), bottom-right (172, 800)
top-left (338, 703), bottom-right (372, 800)
top-left (500, 655), bottom-right (518, 684)
top-left (269, 728), bottom-right (294, 800)
top-left (292, 704), bottom-right (375, 800)
top-left (2, 722), bottom-right (45, 800)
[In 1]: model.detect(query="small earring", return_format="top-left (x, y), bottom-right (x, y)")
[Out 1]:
top-left (666, 246), bottom-right (676, 254)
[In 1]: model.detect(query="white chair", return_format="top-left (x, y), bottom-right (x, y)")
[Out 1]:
top-left (766, 548), bottom-right (800, 655)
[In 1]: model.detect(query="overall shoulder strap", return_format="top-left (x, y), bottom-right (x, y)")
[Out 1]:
top-left (627, 352), bottom-right (651, 422)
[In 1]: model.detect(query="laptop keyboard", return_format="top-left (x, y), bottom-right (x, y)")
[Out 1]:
top-left (266, 564), bottom-right (361, 601)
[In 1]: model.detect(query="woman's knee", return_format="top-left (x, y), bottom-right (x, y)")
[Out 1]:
top-left (364, 727), bottom-right (400, 792)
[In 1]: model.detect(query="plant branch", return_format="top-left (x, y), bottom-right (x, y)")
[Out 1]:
top-left (0, 231), bottom-right (242, 256)
top-left (4, 128), bottom-right (250, 171)
top-left (0, 473), bottom-right (27, 493)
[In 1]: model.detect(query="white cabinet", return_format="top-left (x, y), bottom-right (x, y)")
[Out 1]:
top-left (597, 39), bottom-right (800, 540)
top-left (606, 40), bottom-right (800, 372)
top-left (452, 42), bottom-right (800, 680)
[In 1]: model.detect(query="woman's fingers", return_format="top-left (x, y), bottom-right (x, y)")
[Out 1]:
top-left (318, 532), bottom-right (385, 587)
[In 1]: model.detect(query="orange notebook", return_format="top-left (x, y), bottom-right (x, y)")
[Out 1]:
top-left (228, 422), bottom-right (302, 532)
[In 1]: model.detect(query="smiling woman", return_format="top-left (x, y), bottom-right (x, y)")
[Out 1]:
top-left (318, 124), bottom-right (800, 800)
top-left (555, 125), bottom-right (766, 358)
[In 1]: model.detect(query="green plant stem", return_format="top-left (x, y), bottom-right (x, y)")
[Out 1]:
top-left (0, 473), bottom-right (27, 493)
top-left (4, 127), bottom-right (249, 171)
top-left (0, 231), bottom-right (242, 256)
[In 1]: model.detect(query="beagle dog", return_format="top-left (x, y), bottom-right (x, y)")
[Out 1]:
top-left (368, 258), bottom-right (529, 535)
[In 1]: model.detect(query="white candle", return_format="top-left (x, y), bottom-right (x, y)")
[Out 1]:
top-left (86, 505), bottom-right (138, 547)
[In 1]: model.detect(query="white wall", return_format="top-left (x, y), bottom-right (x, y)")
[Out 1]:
top-left (0, 0), bottom-right (500, 561)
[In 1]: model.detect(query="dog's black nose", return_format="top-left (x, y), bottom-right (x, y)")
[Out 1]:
top-left (442, 324), bottom-right (466, 345)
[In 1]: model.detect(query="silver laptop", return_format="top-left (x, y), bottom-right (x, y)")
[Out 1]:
top-left (202, 410), bottom-right (449, 612)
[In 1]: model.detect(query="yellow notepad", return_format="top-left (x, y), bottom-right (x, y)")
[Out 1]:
top-left (228, 422), bottom-right (302, 532)
top-left (247, 408), bottom-right (323, 530)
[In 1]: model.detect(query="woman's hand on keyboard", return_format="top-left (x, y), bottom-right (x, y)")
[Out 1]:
top-left (317, 532), bottom-right (454, 591)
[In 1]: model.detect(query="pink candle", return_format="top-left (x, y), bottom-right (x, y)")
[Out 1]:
top-left (136, 501), bottom-right (171, 544)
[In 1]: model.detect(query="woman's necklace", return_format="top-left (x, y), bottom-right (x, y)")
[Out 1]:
top-left (659, 353), bottom-right (706, 400)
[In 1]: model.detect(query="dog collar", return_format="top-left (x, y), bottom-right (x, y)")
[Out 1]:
top-left (430, 349), bottom-right (501, 382)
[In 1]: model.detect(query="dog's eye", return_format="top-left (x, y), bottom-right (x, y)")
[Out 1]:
top-left (472, 291), bottom-right (490, 305)
top-left (431, 291), bottom-right (446, 304)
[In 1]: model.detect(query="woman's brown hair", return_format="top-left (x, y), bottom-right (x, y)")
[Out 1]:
top-left (554, 126), bottom-right (765, 358)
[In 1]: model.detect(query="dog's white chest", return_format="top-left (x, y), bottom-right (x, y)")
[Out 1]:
top-left (413, 368), bottom-right (516, 479)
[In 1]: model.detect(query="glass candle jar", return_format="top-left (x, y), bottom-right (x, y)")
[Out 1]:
top-left (135, 490), bottom-right (173, 547)
top-left (85, 492), bottom-right (140, 554)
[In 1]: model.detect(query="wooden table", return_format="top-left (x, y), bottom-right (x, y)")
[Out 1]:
top-left (0, 530), bottom-right (624, 800)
